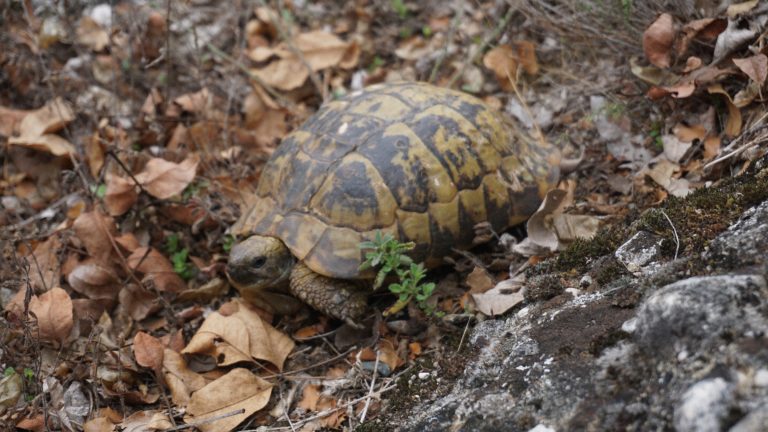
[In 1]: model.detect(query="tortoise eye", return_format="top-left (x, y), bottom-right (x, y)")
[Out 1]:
top-left (252, 257), bottom-right (266, 268)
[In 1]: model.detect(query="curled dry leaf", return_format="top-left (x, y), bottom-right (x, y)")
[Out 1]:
top-left (184, 368), bottom-right (272, 432)
top-left (675, 18), bottom-right (726, 56)
top-left (29, 287), bottom-right (74, 346)
top-left (73, 211), bottom-right (117, 264)
top-left (134, 155), bottom-right (200, 200)
top-left (182, 300), bottom-right (294, 371)
top-left (104, 174), bottom-right (138, 216)
top-left (8, 134), bottom-right (76, 157)
top-left (133, 332), bottom-right (165, 371)
top-left (707, 84), bottom-right (742, 137)
top-left (643, 13), bottom-right (676, 68)
top-left (67, 261), bottom-right (120, 300)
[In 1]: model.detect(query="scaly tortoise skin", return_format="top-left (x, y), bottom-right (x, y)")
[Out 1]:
top-left (226, 81), bottom-right (561, 325)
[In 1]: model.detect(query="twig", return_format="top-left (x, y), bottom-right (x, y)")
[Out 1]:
top-left (457, 316), bottom-right (471, 353)
top-left (446, 2), bottom-right (517, 88)
top-left (659, 210), bottom-right (680, 260)
top-left (358, 350), bottom-right (380, 423)
top-left (163, 409), bottom-right (246, 431)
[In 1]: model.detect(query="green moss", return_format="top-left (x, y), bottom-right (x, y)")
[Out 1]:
top-left (532, 160), bottom-right (768, 278)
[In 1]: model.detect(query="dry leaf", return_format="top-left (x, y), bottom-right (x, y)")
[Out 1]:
top-left (727, 0), bottom-right (759, 17)
top-left (471, 277), bottom-right (525, 316)
top-left (733, 54), bottom-right (768, 85)
top-left (134, 155), bottom-right (200, 199)
top-left (643, 13), bottom-right (676, 68)
top-left (251, 31), bottom-right (358, 91)
top-left (184, 368), bottom-right (272, 432)
top-left (29, 287), bottom-right (74, 346)
top-left (0, 105), bottom-right (31, 136)
top-left (67, 261), bottom-right (120, 300)
top-left (19, 97), bottom-right (75, 137)
top-left (465, 266), bottom-right (495, 294)
top-left (182, 300), bottom-right (294, 371)
top-left (173, 88), bottom-right (211, 115)
top-left (521, 189), bottom-right (568, 253)
top-left (126, 247), bottom-right (185, 292)
top-left (118, 283), bottom-right (158, 321)
top-left (661, 134), bottom-right (692, 163)
top-left (73, 211), bottom-right (117, 264)
top-left (8, 134), bottom-right (76, 156)
top-left (162, 349), bottom-right (208, 407)
top-left (76, 16), bottom-right (109, 51)
top-left (133, 332), bottom-right (165, 371)
top-left (104, 174), bottom-right (138, 216)
top-left (483, 45), bottom-right (516, 89)
top-left (704, 135), bottom-right (722, 160)
top-left (707, 84), bottom-right (742, 137)
top-left (298, 384), bottom-right (321, 412)
top-left (120, 411), bottom-right (173, 432)
top-left (27, 235), bottom-right (61, 293)
top-left (551, 214), bottom-right (601, 242)
top-left (675, 18), bottom-right (726, 55)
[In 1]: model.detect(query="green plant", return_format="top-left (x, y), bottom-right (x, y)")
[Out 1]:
top-left (359, 232), bottom-right (439, 316)
top-left (165, 233), bottom-right (196, 280)
top-left (222, 235), bottom-right (235, 253)
top-left (391, 0), bottom-right (408, 19)
top-left (90, 183), bottom-right (107, 199)
top-left (422, 25), bottom-right (432, 37)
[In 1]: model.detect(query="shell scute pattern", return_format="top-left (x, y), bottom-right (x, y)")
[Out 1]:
top-left (235, 82), bottom-right (559, 279)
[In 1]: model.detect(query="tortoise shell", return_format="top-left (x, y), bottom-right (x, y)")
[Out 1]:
top-left (233, 81), bottom-right (560, 279)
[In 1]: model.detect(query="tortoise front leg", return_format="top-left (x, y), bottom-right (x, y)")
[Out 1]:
top-left (289, 262), bottom-right (367, 327)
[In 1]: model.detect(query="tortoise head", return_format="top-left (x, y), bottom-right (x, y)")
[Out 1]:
top-left (226, 235), bottom-right (294, 294)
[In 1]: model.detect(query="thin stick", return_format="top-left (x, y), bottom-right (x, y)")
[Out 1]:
top-left (659, 210), bottom-right (680, 260)
top-left (358, 351), bottom-right (380, 423)
top-left (457, 316), bottom-right (471, 353)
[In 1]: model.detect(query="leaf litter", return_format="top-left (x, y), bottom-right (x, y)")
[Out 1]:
top-left (2, 0), bottom-right (768, 430)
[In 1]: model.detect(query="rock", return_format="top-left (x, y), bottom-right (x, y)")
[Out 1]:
top-left (729, 402), bottom-right (768, 432)
top-left (674, 378), bottom-right (734, 432)
top-left (379, 197), bottom-right (768, 431)
top-left (708, 200), bottom-right (768, 270)
top-left (635, 275), bottom-right (768, 353)
top-left (614, 231), bottom-right (664, 274)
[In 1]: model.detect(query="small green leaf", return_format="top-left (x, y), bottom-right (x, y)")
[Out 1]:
top-left (3, 367), bottom-right (15, 377)
top-left (23, 368), bottom-right (34, 380)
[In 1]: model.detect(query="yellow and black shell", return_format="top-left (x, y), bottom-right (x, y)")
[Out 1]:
top-left (233, 81), bottom-right (560, 279)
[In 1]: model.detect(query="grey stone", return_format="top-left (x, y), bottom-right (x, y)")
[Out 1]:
top-left (615, 231), bottom-right (664, 273)
top-left (674, 378), bottom-right (734, 432)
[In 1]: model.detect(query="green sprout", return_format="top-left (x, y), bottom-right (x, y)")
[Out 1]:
top-left (391, 0), bottom-right (409, 19)
top-left (165, 233), bottom-right (196, 280)
top-left (222, 235), bottom-right (235, 253)
top-left (359, 232), bottom-right (439, 316)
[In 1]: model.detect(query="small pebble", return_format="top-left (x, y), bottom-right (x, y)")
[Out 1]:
top-left (418, 372), bottom-right (430, 380)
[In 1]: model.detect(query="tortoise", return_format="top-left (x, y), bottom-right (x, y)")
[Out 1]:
top-left (226, 81), bottom-right (561, 325)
